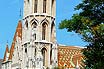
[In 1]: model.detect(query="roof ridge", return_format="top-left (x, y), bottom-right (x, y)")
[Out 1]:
top-left (3, 44), bottom-right (9, 62)
top-left (8, 20), bottom-right (22, 60)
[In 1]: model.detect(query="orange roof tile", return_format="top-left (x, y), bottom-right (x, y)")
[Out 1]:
top-left (8, 20), bottom-right (22, 60)
top-left (58, 46), bottom-right (83, 68)
top-left (3, 45), bottom-right (9, 62)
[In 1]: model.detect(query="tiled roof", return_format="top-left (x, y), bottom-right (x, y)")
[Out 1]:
top-left (58, 46), bottom-right (84, 68)
top-left (8, 20), bottom-right (22, 60)
top-left (3, 45), bottom-right (9, 62)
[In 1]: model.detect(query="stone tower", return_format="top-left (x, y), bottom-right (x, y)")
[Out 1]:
top-left (2, 0), bottom-right (84, 69)
top-left (22, 0), bottom-right (57, 68)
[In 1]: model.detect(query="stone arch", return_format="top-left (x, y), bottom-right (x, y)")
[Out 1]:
top-left (40, 46), bottom-right (48, 51)
top-left (30, 18), bottom-right (38, 41)
top-left (41, 18), bottom-right (49, 40)
top-left (30, 18), bottom-right (39, 25)
top-left (31, 21), bottom-right (37, 28)
top-left (30, 18), bottom-right (38, 29)
top-left (41, 18), bottom-right (49, 25)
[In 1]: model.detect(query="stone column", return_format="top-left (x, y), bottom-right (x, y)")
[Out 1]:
top-left (52, 43), bottom-right (58, 67)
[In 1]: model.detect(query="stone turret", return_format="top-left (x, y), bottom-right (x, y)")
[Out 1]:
top-left (22, 0), bottom-right (57, 68)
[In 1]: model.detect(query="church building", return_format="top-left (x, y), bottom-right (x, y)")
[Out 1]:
top-left (2, 0), bottom-right (83, 69)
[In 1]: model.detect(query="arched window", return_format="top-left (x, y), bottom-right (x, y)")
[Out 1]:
top-left (35, 48), bottom-right (36, 56)
top-left (42, 22), bottom-right (47, 40)
top-left (32, 21), bottom-right (37, 29)
top-left (34, 0), bottom-right (38, 13)
top-left (43, 0), bottom-right (46, 13)
top-left (41, 48), bottom-right (47, 66)
top-left (51, 22), bottom-right (55, 42)
top-left (25, 20), bottom-right (28, 28)
top-left (33, 33), bottom-right (36, 40)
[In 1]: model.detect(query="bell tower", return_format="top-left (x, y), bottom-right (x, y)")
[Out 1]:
top-left (22, 0), bottom-right (57, 68)
top-left (23, 0), bottom-right (56, 42)
top-left (24, 0), bottom-right (56, 17)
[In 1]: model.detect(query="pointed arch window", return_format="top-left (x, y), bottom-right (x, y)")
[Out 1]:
top-left (43, 0), bottom-right (46, 13)
top-left (51, 22), bottom-right (55, 42)
top-left (35, 48), bottom-right (36, 56)
top-left (25, 20), bottom-right (28, 29)
top-left (42, 22), bottom-right (47, 40)
top-left (42, 48), bottom-right (47, 66)
top-left (34, 0), bottom-right (38, 13)
top-left (32, 21), bottom-right (37, 29)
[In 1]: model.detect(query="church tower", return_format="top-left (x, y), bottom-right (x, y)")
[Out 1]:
top-left (22, 0), bottom-right (57, 68)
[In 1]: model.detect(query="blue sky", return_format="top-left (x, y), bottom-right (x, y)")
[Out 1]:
top-left (0, 0), bottom-right (87, 59)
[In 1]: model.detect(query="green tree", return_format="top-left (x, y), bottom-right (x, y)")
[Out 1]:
top-left (59, 0), bottom-right (104, 69)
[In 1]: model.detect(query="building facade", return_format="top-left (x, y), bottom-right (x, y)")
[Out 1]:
top-left (2, 0), bottom-right (83, 69)
top-left (0, 59), bottom-right (3, 69)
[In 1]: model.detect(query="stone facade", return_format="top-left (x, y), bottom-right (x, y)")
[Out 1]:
top-left (2, 0), bottom-right (83, 69)
top-left (0, 59), bottom-right (2, 69)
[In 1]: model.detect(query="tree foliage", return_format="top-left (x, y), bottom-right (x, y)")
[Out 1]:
top-left (59, 0), bottom-right (104, 69)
